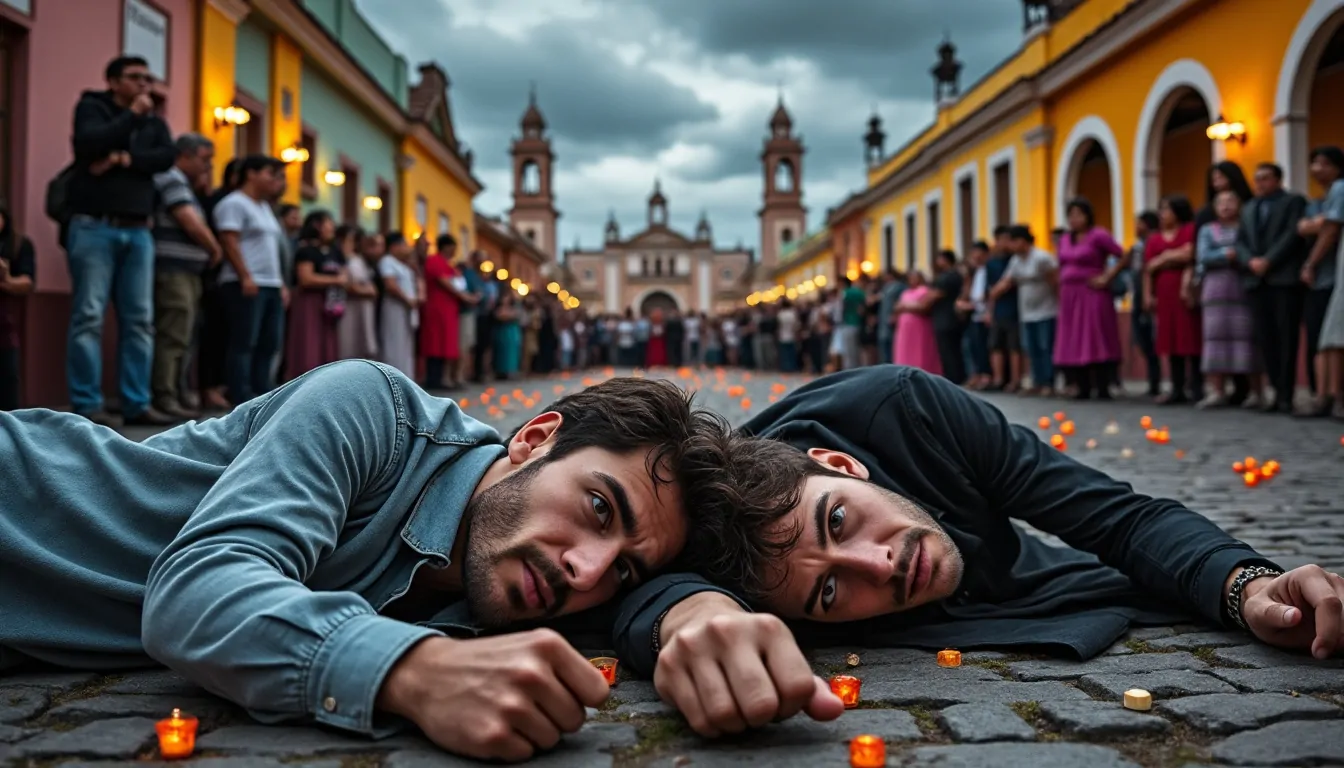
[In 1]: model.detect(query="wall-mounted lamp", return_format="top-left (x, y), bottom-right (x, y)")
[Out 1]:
top-left (860, 260), bottom-right (877, 275)
top-left (1206, 114), bottom-right (1247, 145)
top-left (496, 268), bottom-right (509, 280)
top-left (363, 196), bottom-right (384, 211)
top-left (279, 145), bottom-right (310, 164)
top-left (323, 170), bottom-right (347, 186)
top-left (479, 260), bottom-right (496, 273)
top-left (814, 274), bottom-right (829, 287)
top-left (213, 106), bottom-right (251, 127)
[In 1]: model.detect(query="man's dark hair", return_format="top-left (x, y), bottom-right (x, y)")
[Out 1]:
top-left (1007, 224), bottom-right (1032, 241)
top-left (678, 437), bottom-right (836, 602)
top-left (971, 240), bottom-right (990, 253)
top-left (1310, 146), bottom-right (1344, 176)
top-left (385, 231), bottom-right (407, 248)
top-left (106, 56), bottom-right (149, 81)
top-left (1138, 210), bottom-right (1160, 233)
top-left (508, 378), bottom-right (758, 575)
top-left (238, 154), bottom-right (283, 181)
top-left (936, 249), bottom-right (957, 266)
top-left (1257, 162), bottom-right (1285, 181)
top-left (1162, 194), bottom-right (1195, 224)
top-left (993, 225), bottom-right (1012, 238)
top-left (437, 233), bottom-right (457, 252)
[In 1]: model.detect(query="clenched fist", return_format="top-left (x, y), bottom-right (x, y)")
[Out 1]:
top-left (1240, 564), bottom-right (1344, 659)
top-left (377, 629), bottom-right (610, 762)
top-left (653, 592), bottom-right (844, 737)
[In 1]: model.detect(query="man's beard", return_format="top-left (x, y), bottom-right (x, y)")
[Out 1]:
top-left (461, 458), bottom-right (571, 628)
top-left (867, 481), bottom-right (964, 608)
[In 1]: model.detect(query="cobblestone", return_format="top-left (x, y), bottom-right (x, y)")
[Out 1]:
top-left (1157, 692), bottom-right (1342, 733)
top-left (7, 369), bottom-right (1343, 766)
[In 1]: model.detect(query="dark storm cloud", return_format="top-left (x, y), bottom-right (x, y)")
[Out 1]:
top-left (355, 0), bottom-right (719, 165)
top-left (633, 0), bottom-right (1024, 102)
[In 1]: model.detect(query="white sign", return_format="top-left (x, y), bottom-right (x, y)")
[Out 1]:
top-left (124, 0), bottom-right (168, 81)
top-left (0, 0), bottom-right (32, 15)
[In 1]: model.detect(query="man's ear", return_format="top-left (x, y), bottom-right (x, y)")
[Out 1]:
top-left (805, 448), bottom-right (871, 480)
top-left (507, 411), bottom-right (563, 466)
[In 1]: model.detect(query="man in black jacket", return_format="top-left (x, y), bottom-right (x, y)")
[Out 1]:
top-left (65, 55), bottom-right (176, 428)
top-left (1238, 163), bottom-right (1309, 414)
top-left (610, 367), bottom-right (1344, 737)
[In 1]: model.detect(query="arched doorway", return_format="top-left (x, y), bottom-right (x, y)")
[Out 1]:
top-left (638, 290), bottom-right (679, 318)
top-left (1133, 59), bottom-right (1223, 214)
top-left (1276, 0), bottom-right (1344, 196)
top-left (1055, 116), bottom-right (1124, 238)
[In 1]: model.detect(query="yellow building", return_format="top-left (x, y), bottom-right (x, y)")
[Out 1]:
top-left (856, 0), bottom-right (1344, 274)
top-left (402, 64), bottom-right (484, 250)
top-left (755, 229), bottom-right (834, 305)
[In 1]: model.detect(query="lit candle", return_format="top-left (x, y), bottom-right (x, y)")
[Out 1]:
top-left (589, 657), bottom-right (618, 687)
top-left (155, 708), bottom-right (198, 760)
top-left (936, 649), bottom-right (962, 668)
top-left (850, 734), bottom-right (886, 767)
top-left (829, 674), bottom-right (862, 708)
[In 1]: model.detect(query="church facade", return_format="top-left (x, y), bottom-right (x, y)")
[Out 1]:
top-left (561, 101), bottom-right (807, 316)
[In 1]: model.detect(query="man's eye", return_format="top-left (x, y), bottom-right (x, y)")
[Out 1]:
top-left (591, 494), bottom-right (612, 526)
top-left (615, 560), bottom-right (633, 584)
top-left (821, 575), bottom-right (837, 610)
top-left (828, 505), bottom-right (846, 533)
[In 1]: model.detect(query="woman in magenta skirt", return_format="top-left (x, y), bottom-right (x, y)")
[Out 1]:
top-left (1054, 198), bottom-right (1126, 399)
top-left (285, 210), bottom-right (347, 381)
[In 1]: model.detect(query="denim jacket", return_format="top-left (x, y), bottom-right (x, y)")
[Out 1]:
top-left (0, 361), bottom-right (507, 736)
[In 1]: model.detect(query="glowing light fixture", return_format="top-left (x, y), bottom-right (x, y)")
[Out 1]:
top-left (323, 170), bottom-right (347, 186)
top-left (517, 284), bottom-right (530, 296)
top-left (547, 282), bottom-right (561, 294)
top-left (213, 106), bottom-right (251, 127)
top-left (860, 260), bottom-right (876, 275)
top-left (362, 196), bottom-right (384, 211)
top-left (1206, 114), bottom-right (1247, 144)
top-left (510, 277), bottom-right (522, 289)
top-left (558, 290), bottom-right (570, 301)
top-left (480, 260), bottom-right (495, 273)
top-left (496, 268), bottom-right (509, 280)
top-left (815, 274), bottom-right (828, 287)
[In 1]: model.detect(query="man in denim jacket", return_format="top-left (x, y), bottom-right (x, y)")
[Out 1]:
top-left (613, 366), bottom-right (1344, 738)
top-left (0, 360), bottom-right (741, 762)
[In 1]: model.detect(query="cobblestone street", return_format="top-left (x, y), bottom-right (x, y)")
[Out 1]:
top-left (5, 367), bottom-right (1344, 767)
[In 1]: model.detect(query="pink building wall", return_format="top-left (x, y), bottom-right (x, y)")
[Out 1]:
top-left (12, 0), bottom-right (197, 407)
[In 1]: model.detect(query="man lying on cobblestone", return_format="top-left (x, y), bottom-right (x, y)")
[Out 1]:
top-left (0, 360), bottom-right (745, 762)
top-left (613, 365), bottom-right (1344, 737)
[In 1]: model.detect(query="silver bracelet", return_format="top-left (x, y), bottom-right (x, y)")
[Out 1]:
top-left (1226, 565), bottom-right (1283, 630)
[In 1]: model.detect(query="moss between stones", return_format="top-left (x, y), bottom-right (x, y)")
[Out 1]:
top-left (1123, 639), bottom-right (1156, 654)
top-left (901, 706), bottom-right (944, 741)
top-left (1008, 700), bottom-right (1041, 722)
top-left (45, 674), bottom-right (124, 708)
top-left (966, 659), bottom-right (1011, 677)
top-left (612, 716), bottom-right (693, 764)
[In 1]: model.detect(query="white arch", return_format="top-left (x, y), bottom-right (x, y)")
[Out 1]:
top-left (1131, 58), bottom-right (1224, 215)
top-left (631, 287), bottom-right (684, 314)
top-left (1275, 0), bottom-right (1344, 191)
top-left (1054, 115), bottom-right (1125, 239)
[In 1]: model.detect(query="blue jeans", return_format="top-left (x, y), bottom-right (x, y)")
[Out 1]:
top-left (962, 322), bottom-right (990, 377)
top-left (221, 282), bottom-right (284, 404)
top-left (1022, 317), bottom-right (1057, 389)
top-left (779, 341), bottom-right (799, 372)
top-left (65, 217), bottom-right (155, 415)
top-left (878, 336), bottom-right (893, 365)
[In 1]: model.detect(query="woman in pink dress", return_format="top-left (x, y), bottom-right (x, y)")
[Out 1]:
top-left (1054, 198), bottom-right (1126, 400)
top-left (893, 271), bottom-right (942, 375)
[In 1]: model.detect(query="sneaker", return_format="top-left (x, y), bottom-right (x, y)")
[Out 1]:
top-left (179, 391), bottom-right (202, 412)
top-left (123, 407), bottom-right (178, 427)
top-left (1241, 393), bottom-right (1265, 410)
top-left (1293, 397), bottom-right (1333, 417)
top-left (1196, 393), bottom-right (1228, 410)
top-left (79, 410), bottom-right (124, 429)
top-left (1333, 401), bottom-right (1344, 421)
top-left (155, 400), bottom-right (200, 421)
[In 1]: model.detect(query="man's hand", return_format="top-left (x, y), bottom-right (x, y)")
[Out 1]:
top-left (653, 593), bottom-right (844, 738)
top-left (1249, 257), bottom-right (1270, 276)
top-left (1239, 565), bottom-right (1344, 659)
top-left (377, 630), bottom-right (609, 762)
top-left (1301, 264), bottom-right (1317, 286)
top-left (131, 93), bottom-right (155, 116)
top-left (240, 275), bottom-right (259, 298)
top-left (281, 285), bottom-right (291, 310)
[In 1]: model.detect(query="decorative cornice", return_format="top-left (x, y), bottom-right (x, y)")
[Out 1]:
top-left (1037, 0), bottom-right (1198, 98)
top-left (206, 0), bottom-right (250, 25)
top-left (407, 124), bottom-right (482, 195)
top-left (1024, 125), bottom-right (1055, 149)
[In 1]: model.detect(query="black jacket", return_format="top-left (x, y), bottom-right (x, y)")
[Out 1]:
top-left (612, 366), bottom-right (1276, 677)
top-left (1235, 190), bottom-right (1309, 288)
top-left (68, 90), bottom-right (175, 219)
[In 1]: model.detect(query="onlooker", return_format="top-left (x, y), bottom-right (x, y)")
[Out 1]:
top-left (958, 242), bottom-right (992, 389)
top-left (198, 158), bottom-right (242, 412)
top-left (777, 299), bottom-right (800, 372)
top-left (1054, 198), bottom-right (1125, 400)
top-left (992, 225), bottom-right (1059, 394)
top-left (929, 249), bottom-right (966, 384)
top-left (285, 210), bottom-right (346, 381)
top-left (666, 309), bottom-right (685, 368)
top-left (66, 55), bottom-right (176, 427)
top-left (337, 227), bottom-right (379, 361)
top-left (471, 251), bottom-right (498, 382)
top-left (877, 269), bottom-right (905, 366)
top-left (454, 249), bottom-right (484, 384)
top-left (214, 154), bottom-right (288, 405)
top-left (1238, 163), bottom-right (1308, 413)
top-left (1197, 190), bottom-right (1262, 408)
top-left (983, 226), bottom-right (1022, 392)
top-left (1128, 211), bottom-right (1162, 397)
top-left (834, 276), bottom-right (865, 370)
top-left (684, 311), bottom-right (702, 366)
top-left (150, 133), bottom-right (220, 420)
top-left (616, 308), bottom-right (638, 366)
top-left (1298, 146), bottom-right (1344, 417)
top-left (1144, 194), bottom-right (1201, 405)
top-left (0, 206), bottom-right (35, 410)
top-left (420, 233), bottom-right (463, 389)
top-left (893, 271), bottom-right (940, 375)
top-left (377, 231), bottom-right (420, 378)
top-left (493, 292), bottom-right (522, 379)
top-left (1314, 150), bottom-right (1344, 420)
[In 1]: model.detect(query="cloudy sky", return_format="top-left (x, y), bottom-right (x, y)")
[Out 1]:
top-left (355, 0), bottom-right (1023, 257)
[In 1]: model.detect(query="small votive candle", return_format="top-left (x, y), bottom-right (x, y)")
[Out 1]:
top-left (829, 674), bottom-right (861, 708)
top-left (155, 708), bottom-right (198, 760)
top-left (589, 657), bottom-right (618, 687)
top-left (850, 734), bottom-right (886, 767)
top-left (937, 649), bottom-right (962, 667)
